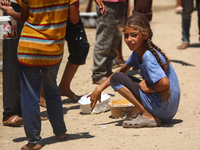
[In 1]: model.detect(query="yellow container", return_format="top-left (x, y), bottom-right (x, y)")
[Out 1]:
top-left (109, 99), bottom-right (140, 118)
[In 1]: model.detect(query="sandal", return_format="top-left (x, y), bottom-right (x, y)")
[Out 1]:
top-left (3, 115), bottom-right (23, 126)
top-left (122, 114), bottom-right (161, 128)
top-left (21, 143), bottom-right (41, 150)
top-left (112, 58), bottom-right (125, 69)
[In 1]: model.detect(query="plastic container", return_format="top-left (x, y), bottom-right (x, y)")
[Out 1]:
top-left (80, 12), bottom-right (97, 28)
top-left (0, 16), bottom-right (17, 39)
top-left (108, 99), bottom-right (140, 119)
top-left (78, 92), bottom-right (110, 114)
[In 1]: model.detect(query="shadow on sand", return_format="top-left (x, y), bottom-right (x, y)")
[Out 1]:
top-left (13, 132), bottom-right (95, 148)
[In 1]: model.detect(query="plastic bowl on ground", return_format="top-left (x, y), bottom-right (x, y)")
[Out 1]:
top-left (78, 92), bottom-right (110, 114)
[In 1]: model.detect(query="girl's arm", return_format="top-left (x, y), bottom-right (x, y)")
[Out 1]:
top-left (88, 63), bottom-right (131, 112)
top-left (139, 77), bottom-right (170, 94)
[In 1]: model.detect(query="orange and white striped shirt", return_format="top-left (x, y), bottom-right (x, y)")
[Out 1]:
top-left (16, 0), bottom-right (76, 67)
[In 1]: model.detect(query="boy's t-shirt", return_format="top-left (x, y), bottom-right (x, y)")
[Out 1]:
top-left (16, 0), bottom-right (76, 67)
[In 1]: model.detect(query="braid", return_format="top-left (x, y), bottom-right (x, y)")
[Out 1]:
top-left (147, 38), bottom-right (165, 70)
top-left (151, 41), bottom-right (170, 70)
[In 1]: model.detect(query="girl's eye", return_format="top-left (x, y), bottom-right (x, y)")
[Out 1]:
top-left (124, 32), bottom-right (138, 39)
top-left (130, 33), bottom-right (137, 38)
top-left (124, 34), bottom-right (129, 39)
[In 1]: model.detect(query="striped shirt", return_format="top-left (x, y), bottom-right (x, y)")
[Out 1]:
top-left (16, 0), bottom-right (76, 67)
top-left (10, 0), bottom-right (18, 4)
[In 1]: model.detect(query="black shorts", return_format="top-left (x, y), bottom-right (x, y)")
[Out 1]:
top-left (65, 19), bottom-right (90, 65)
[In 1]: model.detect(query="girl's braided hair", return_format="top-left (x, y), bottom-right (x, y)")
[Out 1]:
top-left (122, 14), bottom-right (170, 71)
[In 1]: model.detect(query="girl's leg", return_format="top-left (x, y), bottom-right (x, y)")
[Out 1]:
top-left (42, 64), bottom-right (66, 137)
top-left (117, 87), bottom-right (157, 120)
top-left (110, 72), bottom-right (158, 120)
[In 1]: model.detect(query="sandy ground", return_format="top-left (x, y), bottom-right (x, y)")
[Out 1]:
top-left (1, 0), bottom-right (200, 149)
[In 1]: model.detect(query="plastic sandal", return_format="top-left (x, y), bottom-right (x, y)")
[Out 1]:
top-left (122, 114), bottom-right (161, 128)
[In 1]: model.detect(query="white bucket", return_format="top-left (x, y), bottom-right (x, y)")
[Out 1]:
top-left (0, 16), bottom-right (17, 39)
top-left (80, 12), bottom-right (97, 28)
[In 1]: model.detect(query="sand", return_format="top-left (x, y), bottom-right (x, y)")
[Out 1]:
top-left (0, 0), bottom-right (200, 149)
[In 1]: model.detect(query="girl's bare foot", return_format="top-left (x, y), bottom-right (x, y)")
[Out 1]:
top-left (141, 112), bottom-right (159, 121)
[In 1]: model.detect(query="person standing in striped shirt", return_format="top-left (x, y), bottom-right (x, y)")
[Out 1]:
top-left (0, 0), bottom-right (77, 149)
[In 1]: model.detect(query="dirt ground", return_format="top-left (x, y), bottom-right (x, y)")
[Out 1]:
top-left (1, 0), bottom-right (200, 149)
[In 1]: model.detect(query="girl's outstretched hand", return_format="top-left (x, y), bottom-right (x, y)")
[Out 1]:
top-left (94, 0), bottom-right (106, 14)
top-left (87, 89), bottom-right (102, 113)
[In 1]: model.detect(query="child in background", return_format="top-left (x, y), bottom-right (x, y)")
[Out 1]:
top-left (88, 14), bottom-right (180, 128)
top-left (57, 0), bottom-right (106, 101)
top-left (0, 0), bottom-right (77, 149)
top-left (92, 0), bottom-right (127, 84)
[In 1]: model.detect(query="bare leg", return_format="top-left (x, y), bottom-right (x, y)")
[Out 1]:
top-left (126, 0), bottom-right (130, 18)
top-left (113, 0), bottom-right (129, 64)
top-left (115, 39), bottom-right (125, 63)
top-left (175, 0), bottom-right (183, 13)
top-left (117, 86), bottom-right (159, 120)
top-left (58, 61), bottom-right (80, 101)
top-left (86, 0), bottom-right (93, 12)
top-left (176, 0), bottom-right (183, 7)
top-left (40, 82), bottom-right (46, 108)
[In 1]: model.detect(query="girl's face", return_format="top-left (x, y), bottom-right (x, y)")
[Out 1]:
top-left (124, 26), bottom-right (147, 53)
